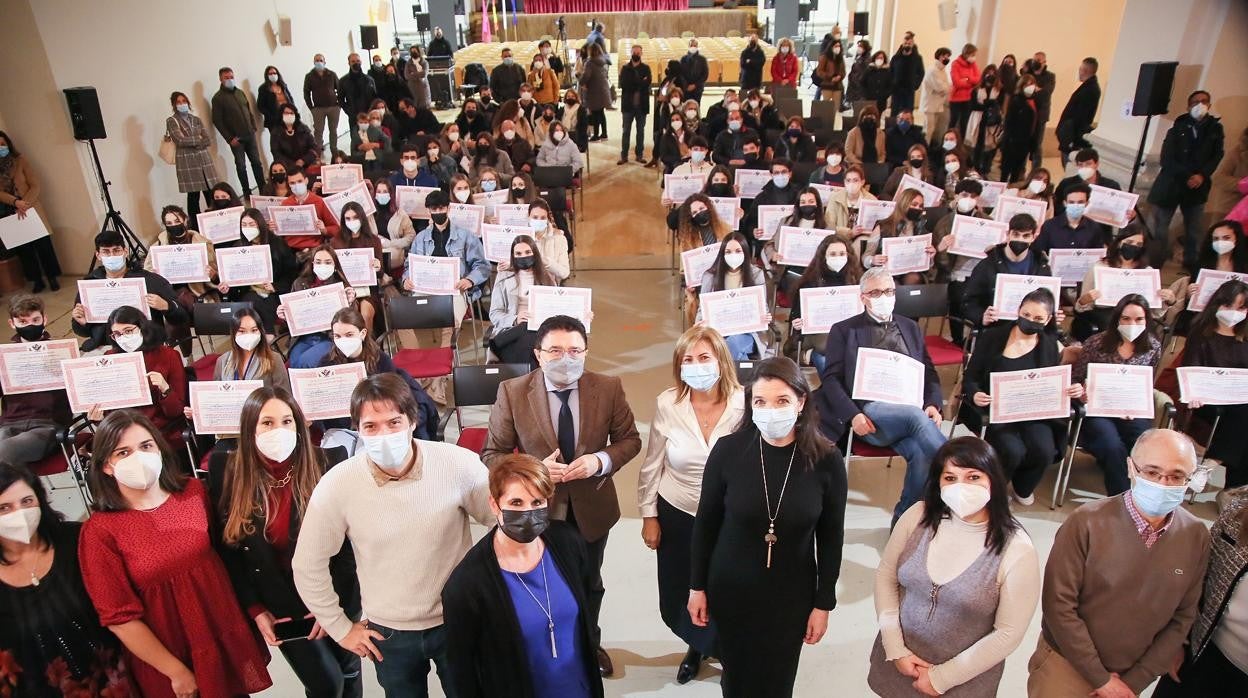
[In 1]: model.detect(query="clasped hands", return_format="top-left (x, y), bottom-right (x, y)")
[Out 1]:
top-left (542, 449), bottom-right (601, 483)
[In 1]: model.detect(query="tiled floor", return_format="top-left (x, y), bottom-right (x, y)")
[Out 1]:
top-left (32, 92), bottom-right (1213, 697)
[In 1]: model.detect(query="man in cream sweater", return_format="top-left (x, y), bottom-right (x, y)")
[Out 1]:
top-left (294, 373), bottom-right (492, 697)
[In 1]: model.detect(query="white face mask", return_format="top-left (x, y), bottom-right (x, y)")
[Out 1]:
top-left (503, 129), bottom-right (516, 140)
top-left (1217, 308), bottom-right (1247, 327)
top-left (1118, 324), bottom-right (1146, 342)
top-left (255, 427), bottom-right (298, 463)
top-left (845, 181), bottom-right (863, 196)
top-left (453, 189), bottom-right (470, 203)
top-left (1023, 85), bottom-right (1037, 96)
top-left (448, 132), bottom-right (460, 143)
top-left (685, 109), bottom-right (698, 120)
top-left (827, 154), bottom-right (843, 167)
top-left (0, 507), bottom-right (41, 544)
top-left (944, 161), bottom-right (959, 174)
top-left (1190, 103), bottom-right (1209, 120)
top-left (752, 406), bottom-right (799, 440)
top-left (235, 332), bottom-right (262, 351)
top-left (749, 99), bottom-right (760, 109)
top-left (241, 225), bottom-right (260, 241)
top-left (826, 255), bottom-right (848, 272)
top-left (313, 264), bottom-right (336, 281)
top-left (334, 335), bottom-right (363, 358)
top-left (282, 114), bottom-right (296, 125)
top-left (1027, 179), bottom-right (1046, 194)
top-left (1212, 239), bottom-right (1235, 255)
top-left (362, 429), bottom-right (413, 471)
top-left (112, 451), bottom-right (163, 491)
top-left (688, 47), bottom-right (698, 55)
top-left (940, 482), bottom-right (992, 519)
top-left (1077, 166), bottom-right (1096, 181)
top-left (552, 131), bottom-right (565, 142)
top-left (942, 139), bottom-right (957, 152)
top-left (116, 333), bottom-right (144, 353)
top-left (873, 58), bottom-right (884, 67)
top-left (867, 294), bottom-right (896, 320)
top-left (724, 252), bottom-right (745, 269)
top-left (956, 197), bottom-right (977, 213)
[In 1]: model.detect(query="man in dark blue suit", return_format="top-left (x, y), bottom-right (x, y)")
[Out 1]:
top-left (816, 267), bottom-right (947, 523)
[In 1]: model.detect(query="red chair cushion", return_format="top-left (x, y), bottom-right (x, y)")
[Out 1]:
top-left (924, 336), bottom-right (964, 366)
top-left (456, 427), bottom-right (489, 454)
top-left (192, 353), bottom-right (222, 382)
top-left (775, 288), bottom-right (792, 309)
top-left (30, 450), bottom-right (69, 478)
top-left (393, 347), bottom-right (454, 379)
top-left (850, 441), bottom-right (898, 458)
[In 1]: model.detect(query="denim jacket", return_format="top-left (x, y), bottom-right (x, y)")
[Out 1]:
top-left (404, 223), bottom-right (490, 301)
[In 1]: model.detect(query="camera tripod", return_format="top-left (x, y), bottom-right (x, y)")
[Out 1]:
top-left (84, 138), bottom-right (146, 272)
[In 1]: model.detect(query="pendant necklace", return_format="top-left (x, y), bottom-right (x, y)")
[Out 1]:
top-left (513, 555), bottom-right (558, 658)
top-left (759, 435), bottom-right (796, 569)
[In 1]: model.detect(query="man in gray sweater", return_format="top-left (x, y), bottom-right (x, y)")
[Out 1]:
top-left (1029, 429), bottom-right (1211, 698)
top-left (210, 66), bottom-right (264, 196)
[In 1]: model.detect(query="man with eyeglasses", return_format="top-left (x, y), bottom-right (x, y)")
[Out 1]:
top-left (1029, 428), bottom-right (1210, 698)
top-left (70, 230), bottom-right (188, 352)
top-left (816, 266), bottom-right (947, 524)
top-left (482, 314), bottom-right (642, 678)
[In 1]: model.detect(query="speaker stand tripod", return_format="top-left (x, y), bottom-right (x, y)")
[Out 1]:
top-left (84, 138), bottom-right (145, 272)
top-left (1127, 114), bottom-right (1155, 193)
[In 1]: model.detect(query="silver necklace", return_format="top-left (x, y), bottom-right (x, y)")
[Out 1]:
top-left (759, 436), bottom-right (796, 569)
top-left (512, 555), bottom-right (557, 658)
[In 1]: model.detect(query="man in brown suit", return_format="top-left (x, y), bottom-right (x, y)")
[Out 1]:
top-left (482, 315), bottom-right (642, 677)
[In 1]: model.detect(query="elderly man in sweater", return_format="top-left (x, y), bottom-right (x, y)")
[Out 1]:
top-left (1028, 429), bottom-right (1210, 698)
top-left (294, 373), bottom-right (492, 698)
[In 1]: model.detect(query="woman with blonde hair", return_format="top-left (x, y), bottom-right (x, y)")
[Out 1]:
top-left (638, 326), bottom-right (745, 684)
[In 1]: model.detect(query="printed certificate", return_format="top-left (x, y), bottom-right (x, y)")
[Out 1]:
top-left (216, 245), bottom-right (274, 286)
top-left (319, 163), bottom-right (364, 194)
top-left (991, 274), bottom-right (1062, 320)
top-left (494, 203), bottom-right (531, 227)
top-left (449, 203), bottom-right (485, 236)
top-left (948, 216), bottom-right (1008, 259)
top-left (323, 180), bottom-right (377, 218)
top-left (1093, 266), bottom-right (1161, 308)
top-left (798, 286), bottom-right (863, 334)
top-left (989, 365), bottom-right (1071, 424)
top-left (78, 278), bottom-right (149, 323)
top-left (334, 248), bottom-right (377, 288)
top-left (664, 174), bottom-right (705, 204)
top-left (1187, 269), bottom-right (1245, 312)
top-left (405, 255), bottom-right (461, 295)
top-left (680, 243), bottom-right (720, 289)
top-left (756, 205), bottom-right (794, 241)
top-left (993, 195), bottom-right (1048, 226)
top-left (893, 174), bottom-right (944, 207)
top-left (1048, 248), bottom-right (1105, 286)
top-left (810, 183), bottom-right (839, 206)
top-left (856, 199), bottom-right (896, 232)
top-left (472, 189), bottom-right (511, 218)
top-left (196, 206), bottom-right (245, 244)
top-left (775, 226), bottom-right (834, 266)
top-left (189, 380), bottom-right (264, 434)
top-left (882, 233), bottom-right (932, 274)
top-left (528, 286), bottom-right (593, 332)
top-left (708, 196), bottom-right (742, 228)
top-left (396, 185), bottom-right (440, 218)
top-left (851, 347), bottom-right (924, 408)
top-left (1084, 363), bottom-right (1155, 419)
top-left (0, 340), bottom-right (79, 395)
top-left (148, 244), bottom-right (211, 284)
top-left (61, 353), bottom-right (152, 413)
top-left (978, 181), bottom-right (1008, 210)
top-left (481, 224), bottom-right (527, 264)
top-left (289, 363), bottom-right (368, 420)
top-left (735, 169), bottom-right (771, 199)
top-left (1177, 366), bottom-right (1248, 406)
top-left (1085, 185), bottom-right (1139, 228)
top-left (270, 205), bottom-right (320, 237)
top-left (249, 195), bottom-right (285, 224)
top-left (280, 282), bottom-right (349, 336)
top-left (701, 286), bottom-right (769, 336)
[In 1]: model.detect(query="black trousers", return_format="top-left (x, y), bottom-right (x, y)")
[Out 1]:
top-left (947, 280), bottom-right (968, 346)
top-left (986, 421), bottom-right (1058, 497)
top-left (1202, 403), bottom-right (1248, 488)
top-left (186, 190), bottom-right (210, 219)
top-left (1154, 641), bottom-right (1248, 697)
top-left (230, 135), bottom-right (266, 195)
top-left (279, 635), bottom-right (363, 698)
top-left (16, 235), bottom-right (62, 284)
top-left (567, 505), bottom-right (608, 648)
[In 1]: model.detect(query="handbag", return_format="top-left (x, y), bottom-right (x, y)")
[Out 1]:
top-left (158, 135), bottom-right (176, 165)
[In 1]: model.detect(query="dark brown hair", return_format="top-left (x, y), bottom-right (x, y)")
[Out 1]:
top-left (87, 410), bottom-right (188, 512)
top-left (737, 357), bottom-right (832, 470)
top-left (350, 373), bottom-right (419, 426)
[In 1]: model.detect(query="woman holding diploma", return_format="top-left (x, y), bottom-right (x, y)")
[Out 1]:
top-left (370, 179), bottom-right (416, 274)
top-left (1181, 279), bottom-right (1248, 490)
top-left (1008, 167), bottom-right (1055, 220)
top-left (214, 307), bottom-right (290, 390)
top-left (79, 410), bottom-right (272, 698)
top-left (962, 288), bottom-right (1082, 505)
top-left (1070, 294), bottom-right (1161, 495)
top-left (1189, 220), bottom-right (1248, 302)
top-left (872, 188), bottom-right (937, 285)
top-left (637, 326), bottom-right (743, 685)
top-left (673, 194), bottom-right (731, 251)
top-left (788, 234), bottom-right (861, 372)
top-left (331, 202), bottom-right (384, 333)
top-left (689, 357), bottom-right (846, 697)
top-left (488, 236), bottom-right (561, 365)
top-left (868, 437), bottom-right (1040, 697)
top-left (699, 233), bottom-right (769, 360)
top-left (210, 387), bottom-right (362, 698)
top-left (218, 208), bottom-right (299, 334)
top-left (285, 245), bottom-right (359, 369)
top-left (1072, 225), bottom-right (1178, 341)
top-left (100, 306), bottom-right (188, 448)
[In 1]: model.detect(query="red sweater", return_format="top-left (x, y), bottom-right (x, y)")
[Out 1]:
top-left (770, 52), bottom-right (799, 86)
top-left (106, 345), bottom-right (188, 441)
top-left (949, 56), bottom-right (981, 104)
top-left (280, 192), bottom-right (341, 250)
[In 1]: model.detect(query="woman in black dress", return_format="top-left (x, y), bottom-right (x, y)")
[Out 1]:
top-left (0, 462), bottom-right (136, 696)
top-left (689, 357), bottom-right (847, 697)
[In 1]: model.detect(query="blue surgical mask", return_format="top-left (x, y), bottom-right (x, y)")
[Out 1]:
top-left (0, 146), bottom-right (10, 158)
top-left (680, 362), bottom-right (720, 392)
top-left (752, 406), bottom-right (799, 440)
top-left (1065, 203), bottom-right (1086, 220)
top-left (291, 182), bottom-right (308, 197)
top-left (376, 192), bottom-right (391, 205)
top-left (772, 174), bottom-right (790, 188)
top-left (314, 61), bottom-right (326, 70)
top-left (1130, 474), bottom-right (1187, 518)
top-left (690, 150), bottom-right (706, 163)
top-left (175, 104), bottom-right (190, 114)
top-left (481, 180), bottom-right (497, 192)
top-left (223, 79), bottom-right (236, 89)
top-left (503, 57), bottom-right (514, 65)
top-left (101, 255), bottom-right (127, 273)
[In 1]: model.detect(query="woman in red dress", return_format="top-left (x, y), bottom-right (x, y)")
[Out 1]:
top-left (78, 410), bottom-right (271, 698)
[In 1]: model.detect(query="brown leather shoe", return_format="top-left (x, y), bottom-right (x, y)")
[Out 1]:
top-left (597, 647), bottom-right (614, 677)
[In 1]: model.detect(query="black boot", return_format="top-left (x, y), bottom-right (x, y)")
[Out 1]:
top-left (676, 647), bottom-right (702, 684)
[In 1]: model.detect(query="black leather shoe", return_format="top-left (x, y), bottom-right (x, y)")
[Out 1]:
top-left (676, 647), bottom-right (702, 684)
top-left (597, 647), bottom-right (614, 677)
top-left (31, 281), bottom-right (45, 294)
top-left (48, 278), bottom-right (60, 291)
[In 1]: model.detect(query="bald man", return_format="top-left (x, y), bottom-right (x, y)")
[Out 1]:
top-left (1029, 429), bottom-right (1211, 698)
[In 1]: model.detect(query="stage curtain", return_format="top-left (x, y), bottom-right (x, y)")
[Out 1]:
top-left (524, 0), bottom-right (689, 12)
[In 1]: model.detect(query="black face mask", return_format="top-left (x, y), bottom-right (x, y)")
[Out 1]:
top-left (14, 324), bottom-right (44, 342)
top-left (941, 57), bottom-right (951, 66)
top-left (1119, 244), bottom-right (1144, 261)
top-left (513, 256), bottom-right (536, 270)
top-left (861, 118), bottom-right (877, 129)
top-left (691, 210), bottom-right (712, 227)
top-left (908, 158), bottom-right (924, 169)
top-left (742, 152), bottom-right (758, 163)
top-left (905, 208), bottom-right (923, 222)
top-left (511, 187), bottom-right (527, 199)
top-left (1016, 318), bottom-right (1045, 335)
top-left (1008, 240), bottom-right (1031, 256)
top-left (499, 507), bottom-right (549, 544)
top-left (799, 204), bottom-right (818, 219)
top-left (430, 212), bottom-right (449, 226)
top-left (631, 55), bottom-right (641, 63)
top-left (213, 199), bottom-right (232, 210)
top-left (166, 224), bottom-right (187, 239)
top-left (708, 183), bottom-right (734, 198)
top-left (271, 172), bottom-right (287, 183)
top-left (983, 74), bottom-right (996, 85)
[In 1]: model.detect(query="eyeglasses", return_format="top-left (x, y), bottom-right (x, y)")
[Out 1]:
top-left (1131, 460), bottom-right (1192, 487)
top-left (109, 326), bottom-right (140, 340)
top-left (539, 347), bottom-right (586, 359)
top-left (862, 288), bottom-right (896, 299)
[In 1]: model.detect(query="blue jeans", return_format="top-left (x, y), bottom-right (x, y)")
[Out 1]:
top-left (278, 635), bottom-right (362, 698)
top-left (368, 623), bottom-right (455, 698)
top-left (725, 333), bottom-right (755, 360)
top-left (860, 401), bottom-right (947, 523)
top-left (1079, 416), bottom-right (1151, 495)
top-left (810, 350), bottom-right (828, 374)
top-left (621, 111), bottom-right (647, 159)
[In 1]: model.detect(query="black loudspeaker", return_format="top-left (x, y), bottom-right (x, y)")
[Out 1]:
top-left (63, 86), bottom-right (106, 140)
top-left (416, 13), bottom-right (432, 32)
top-left (360, 25), bottom-right (379, 50)
top-left (1132, 61), bottom-right (1178, 116)
top-left (852, 11), bottom-right (869, 36)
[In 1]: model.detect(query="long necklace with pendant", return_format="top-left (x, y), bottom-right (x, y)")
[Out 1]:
top-left (513, 555), bottom-right (558, 658)
top-left (759, 436), bottom-right (796, 569)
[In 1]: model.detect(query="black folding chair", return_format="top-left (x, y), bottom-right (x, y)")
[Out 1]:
top-left (863, 162), bottom-right (892, 198)
top-left (382, 294), bottom-right (463, 376)
top-left (894, 284), bottom-right (975, 412)
top-left (770, 85), bottom-right (798, 101)
top-left (775, 98), bottom-right (805, 121)
top-left (810, 100), bottom-right (841, 135)
top-left (191, 302), bottom-right (255, 369)
top-left (735, 360), bottom-right (759, 385)
top-left (436, 363), bottom-right (531, 452)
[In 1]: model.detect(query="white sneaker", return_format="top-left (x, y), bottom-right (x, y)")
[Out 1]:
top-left (1011, 490), bottom-right (1036, 507)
